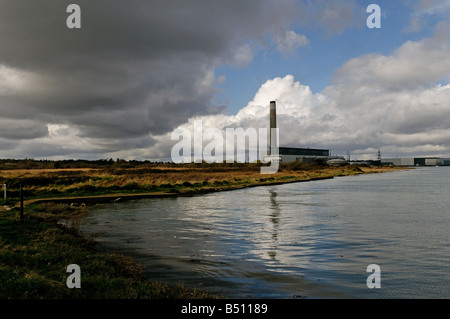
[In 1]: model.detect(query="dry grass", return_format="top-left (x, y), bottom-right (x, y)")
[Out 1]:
top-left (0, 163), bottom-right (407, 205)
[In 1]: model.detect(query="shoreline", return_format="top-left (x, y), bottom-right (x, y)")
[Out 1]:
top-left (73, 165), bottom-right (410, 299)
top-left (9, 165), bottom-right (407, 209)
top-left (15, 176), bottom-right (335, 208)
top-left (0, 165), bottom-right (410, 298)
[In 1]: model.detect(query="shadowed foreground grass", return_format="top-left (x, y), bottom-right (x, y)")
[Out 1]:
top-left (0, 204), bottom-right (213, 299)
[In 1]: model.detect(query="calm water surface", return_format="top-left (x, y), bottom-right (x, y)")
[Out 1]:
top-left (77, 167), bottom-right (450, 298)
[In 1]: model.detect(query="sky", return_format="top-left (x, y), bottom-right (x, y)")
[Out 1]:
top-left (0, 0), bottom-right (449, 161)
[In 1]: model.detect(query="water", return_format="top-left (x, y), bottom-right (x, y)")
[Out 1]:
top-left (77, 167), bottom-right (450, 298)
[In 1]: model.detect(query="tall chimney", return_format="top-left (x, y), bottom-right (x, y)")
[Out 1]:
top-left (269, 101), bottom-right (277, 155)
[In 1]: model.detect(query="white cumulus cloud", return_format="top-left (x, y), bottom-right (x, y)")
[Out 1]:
top-left (158, 26), bottom-right (450, 161)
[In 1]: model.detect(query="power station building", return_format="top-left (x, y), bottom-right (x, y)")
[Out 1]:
top-left (276, 146), bottom-right (331, 163)
top-left (265, 100), bottom-right (340, 164)
top-left (264, 101), bottom-right (450, 166)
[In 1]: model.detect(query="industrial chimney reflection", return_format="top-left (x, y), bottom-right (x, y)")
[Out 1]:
top-left (268, 189), bottom-right (280, 260)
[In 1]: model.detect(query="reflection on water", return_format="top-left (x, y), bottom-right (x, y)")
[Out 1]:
top-left (268, 190), bottom-right (280, 260)
top-left (78, 167), bottom-right (450, 298)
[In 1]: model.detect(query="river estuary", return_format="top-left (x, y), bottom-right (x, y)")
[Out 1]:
top-left (77, 167), bottom-right (449, 298)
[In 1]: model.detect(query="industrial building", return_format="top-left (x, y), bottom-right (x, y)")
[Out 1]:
top-left (261, 100), bottom-right (450, 167)
top-left (276, 147), bottom-right (331, 163)
top-left (265, 101), bottom-right (344, 164)
top-left (381, 157), bottom-right (450, 166)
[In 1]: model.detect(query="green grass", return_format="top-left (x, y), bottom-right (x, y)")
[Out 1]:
top-left (0, 205), bottom-right (214, 299)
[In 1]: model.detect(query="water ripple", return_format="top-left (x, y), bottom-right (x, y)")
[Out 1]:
top-left (79, 167), bottom-right (450, 298)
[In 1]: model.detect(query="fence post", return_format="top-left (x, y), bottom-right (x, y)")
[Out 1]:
top-left (20, 184), bottom-right (24, 221)
top-left (3, 184), bottom-right (5, 201)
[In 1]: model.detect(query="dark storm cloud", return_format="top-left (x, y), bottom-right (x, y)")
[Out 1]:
top-left (0, 119), bottom-right (48, 139)
top-left (0, 0), bottom-right (299, 145)
top-left (0, 0), bottom-right (366, 159)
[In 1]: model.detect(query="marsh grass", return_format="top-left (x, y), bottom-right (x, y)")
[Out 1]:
top-left (0, 163), bottom-right (396, 205)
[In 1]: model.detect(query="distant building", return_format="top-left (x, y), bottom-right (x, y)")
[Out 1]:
top-left (421, 158), bottom-right (450, 166)
top-left (277, 146), bottom-right (331, 163)
top-left (381, 158), bottom-right (415, 166)
top-left (265, 101), bottom-right (342, 164)
top-left (381, 157), bottom-right (450, 166)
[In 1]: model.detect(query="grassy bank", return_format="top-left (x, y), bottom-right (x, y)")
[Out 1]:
top-left (0, 162), bottom-right (402, 207)
top-left (0, 162), bottom-right (406, 298)
top-left (0, 203), bottom-right (213, 299)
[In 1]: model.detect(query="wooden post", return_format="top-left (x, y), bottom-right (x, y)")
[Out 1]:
top-left (20, 184), bottom-right (24, 221)
top-left (3, 184), bottom-right (5, 201)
